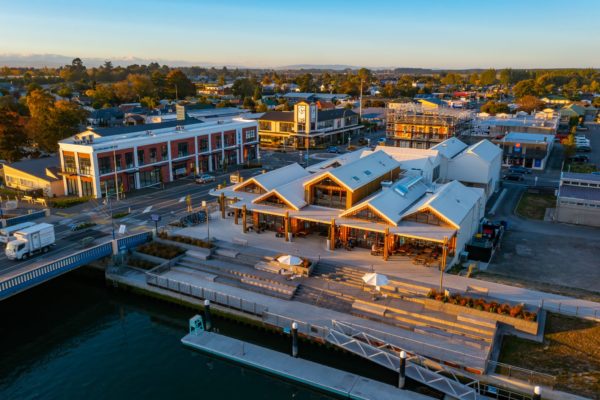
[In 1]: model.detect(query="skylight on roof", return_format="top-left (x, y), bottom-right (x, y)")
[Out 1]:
top-left (364, 170), bottom-right (372, 176)
top-left (352, 176), bottom-right (360, 181)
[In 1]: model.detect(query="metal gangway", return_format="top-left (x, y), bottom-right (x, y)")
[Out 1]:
top-left (326, 320), bottom-right (488, 400)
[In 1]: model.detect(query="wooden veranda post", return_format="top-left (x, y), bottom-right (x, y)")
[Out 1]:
top-left (220, 192), bottom-right (225, 219)
top-left (383, 227), bottom-right (390, 261)
top-left (329, 218), bottom-right (336, 251)
top-left (439, 236), bottom-right (448, 293)
top-left (284, 211), bottom-right (290, 242)
top-left (234, 208), bottom-right (239, 225)
top-left (242, 204), bottom-right (247, 233)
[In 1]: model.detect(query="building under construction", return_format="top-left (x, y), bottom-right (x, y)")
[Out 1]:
top-left (386, 103), bottom-right (474, 149)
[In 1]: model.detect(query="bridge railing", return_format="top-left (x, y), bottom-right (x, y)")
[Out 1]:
top-left (0, 231), bottom-right (153, 300)
top-left (0, 242), bottom-right (112, 299)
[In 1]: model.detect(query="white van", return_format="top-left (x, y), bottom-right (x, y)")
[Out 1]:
top-left (0, 222), bottom-right (36, 244)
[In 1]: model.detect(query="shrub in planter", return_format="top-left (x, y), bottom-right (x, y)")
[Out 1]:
top-left (459, 298), bottom-right (469, 307)
top-left (510, 304), bottom-right (524, 318)
top-left (476, 304), bottom-right (484, 311)
top-left (434, 293), bottom-right (445, 301)
top-left (498, 304), bottom-right (511, 315)
top-left (427, 289), bottom-right (437, 299)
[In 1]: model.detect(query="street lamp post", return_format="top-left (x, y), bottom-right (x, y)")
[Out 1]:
top-left (104, 181), bottom-right (115, 240)
top-left (202, 200), bottom-right (210, 243)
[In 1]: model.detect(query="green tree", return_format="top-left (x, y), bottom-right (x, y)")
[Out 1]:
top-left (516, 95), bottom-right (545, 114)
top-left (165, 70), bottom-right (196, 99)
top-left (26, 90), bottom-right (88, 151)
top-left (232, 78), bottom-right (257, 99)
top-left (253, 85), bottom-right (262, 101)
top-left (480, 101), bottom-right (510, 115)
top-left (0, 109), bottom-right (26, 161)
top-left (140, 96), bottom-right (157, 109)
top-left (479, 69), bottom-right (497, 86)
top-left (513, 79), bottom-right (538, 98)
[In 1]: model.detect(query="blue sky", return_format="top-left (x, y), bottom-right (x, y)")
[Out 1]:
top-left (1, 0), bottom-right (599, 68)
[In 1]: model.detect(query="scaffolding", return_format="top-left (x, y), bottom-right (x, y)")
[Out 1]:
top-left (386, 103), bottom-right (474, 148)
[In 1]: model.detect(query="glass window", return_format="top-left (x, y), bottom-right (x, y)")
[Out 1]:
top-left (63, 155), bottom-right (77, 174)
top-left (78, 157), bottom-right (91, 175)
top-left (124, 152), bottom-right (134, 169)
top-left (177, 142), bottom-right (188, 157)
top-left (137, 149), bottom-right (145, 166)
top-left (99, 157), bottom-right (111, 174)
top-left (139, 168), bottom-right (161, 187)
top-left (198, 137), bottom-right (209, 152)
top-left (149, 148), bottom-right (157, 163)
top-left (161, 145), bottom-right (168, 160)
top-left (115, 154), bottom-right (122, 170)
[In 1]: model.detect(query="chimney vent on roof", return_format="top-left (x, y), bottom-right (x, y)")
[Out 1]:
top-left (176, 104), bottom-right (187, 121)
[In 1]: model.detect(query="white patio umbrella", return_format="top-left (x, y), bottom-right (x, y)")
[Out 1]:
top-left (277, 255), bottom-right (303, 266)
top-left (362, 272), bottom-right (389, 291)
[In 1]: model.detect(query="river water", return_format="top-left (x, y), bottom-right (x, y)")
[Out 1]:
top-left (0, 270), bottom-right (411, 400)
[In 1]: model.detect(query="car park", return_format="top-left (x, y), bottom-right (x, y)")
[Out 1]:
top-left (503, 173), bottom-right (525, 181)
top-left (195, 174), bottom-right (215, 184)
top-left (508, 165), bottom-right (531, 174)
top-left (569, 155), bottom-right (589, 163)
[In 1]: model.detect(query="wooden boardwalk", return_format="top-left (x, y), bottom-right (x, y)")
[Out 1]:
top-left (181, 331), bottom-right (430, 400)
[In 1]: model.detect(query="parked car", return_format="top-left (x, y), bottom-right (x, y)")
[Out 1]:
top-left (195, 174), bottom-right (215, 184)
top-left (327, 146), bottom-right (339, 153)
top-left (377, 137), bottom-right (386, 144)
top-left (575, 138), bottom-right (590, 145)
top-left (576, 145), bottom-right (592, 153)
top-left (508, 165), bottom-right (531, 174)
top-left (568, 155), bottom-right (589, 163)
top-left (576, 126), bottom-right (589, 131)
top-left (503, 173), bottom-right (525, 182)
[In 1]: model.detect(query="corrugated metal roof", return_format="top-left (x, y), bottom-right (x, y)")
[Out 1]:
top-left (245, 163), bottom-right (309, 192)
top-left (430, 138), bottom-right (468, 159)
top-left (559, 185), bottom-right (600, 201)
top-left (463, 140), bottom-right (502, 162)
top-left (325, 151), bottom-right (399, 191)
top-left (341, 176), bottom-right (428, 225)
top-left (402, 181), bottom-right (484, 227)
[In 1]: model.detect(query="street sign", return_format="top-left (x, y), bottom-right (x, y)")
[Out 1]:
top-left (151, 214), bottom-right (161, 222)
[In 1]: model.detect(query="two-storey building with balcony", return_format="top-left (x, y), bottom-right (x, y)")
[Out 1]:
top-left (58, 116), bottom-right (258, 198)
top-left (258, 101), bottom-right (360, 150)
top-left (386, 103), bottom-right (474, 149)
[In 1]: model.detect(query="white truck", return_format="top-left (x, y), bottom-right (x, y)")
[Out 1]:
top-left (5, 223), bottom-right (56, 260)
top-left (0, 222), bottom-right (36, 245)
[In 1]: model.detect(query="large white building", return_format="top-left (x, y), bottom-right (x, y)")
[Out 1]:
top-left (58, 116), bottom-right (259, 198)
top-left (309, 137), bottom-right (502, 200)
top-left (213, 148), bottom-right (486, 267)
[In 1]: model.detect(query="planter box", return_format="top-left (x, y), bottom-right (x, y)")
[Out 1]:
top-left (155, 237), bottom-right (214, 256)
top-left (423, 298), bottom-right (539, 335)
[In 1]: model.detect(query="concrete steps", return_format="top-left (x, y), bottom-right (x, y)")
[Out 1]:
top-left (176, 256), bottom-right (297, 300)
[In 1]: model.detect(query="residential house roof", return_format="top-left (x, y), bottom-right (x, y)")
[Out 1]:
top-left (4, 156), bottom-right (61, 182)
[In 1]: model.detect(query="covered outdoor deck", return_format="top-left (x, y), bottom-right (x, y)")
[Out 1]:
top-left (212, 190), bottom-right (457, 268)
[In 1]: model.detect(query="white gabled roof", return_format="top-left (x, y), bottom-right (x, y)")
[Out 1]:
top-left (463, 140), bottom-right (501, 162)
top-left (342, 176), bottom-right (429, 225)
top-left (315, 151), bottom-right (399, 191)
top-left (401, 180), bottom-right (484, 228)
top-left (236, 163), bottom-right (309, 192)
top-left (306, 150), bottom-right (366, 172)
top-left (253, 173), bottom-right (314, 210)
top-left (430, 138), bottom-right (468, 159)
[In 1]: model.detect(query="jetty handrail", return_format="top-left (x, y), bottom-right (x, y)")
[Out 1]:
top-left (261, 311), bottom-right (329, 340)
top-left (145, 272), bottom-right (268, 316)
top-left (486, 360), bottom-right (556, 388)
top-left (331, 319), bottom-right (488, 365)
